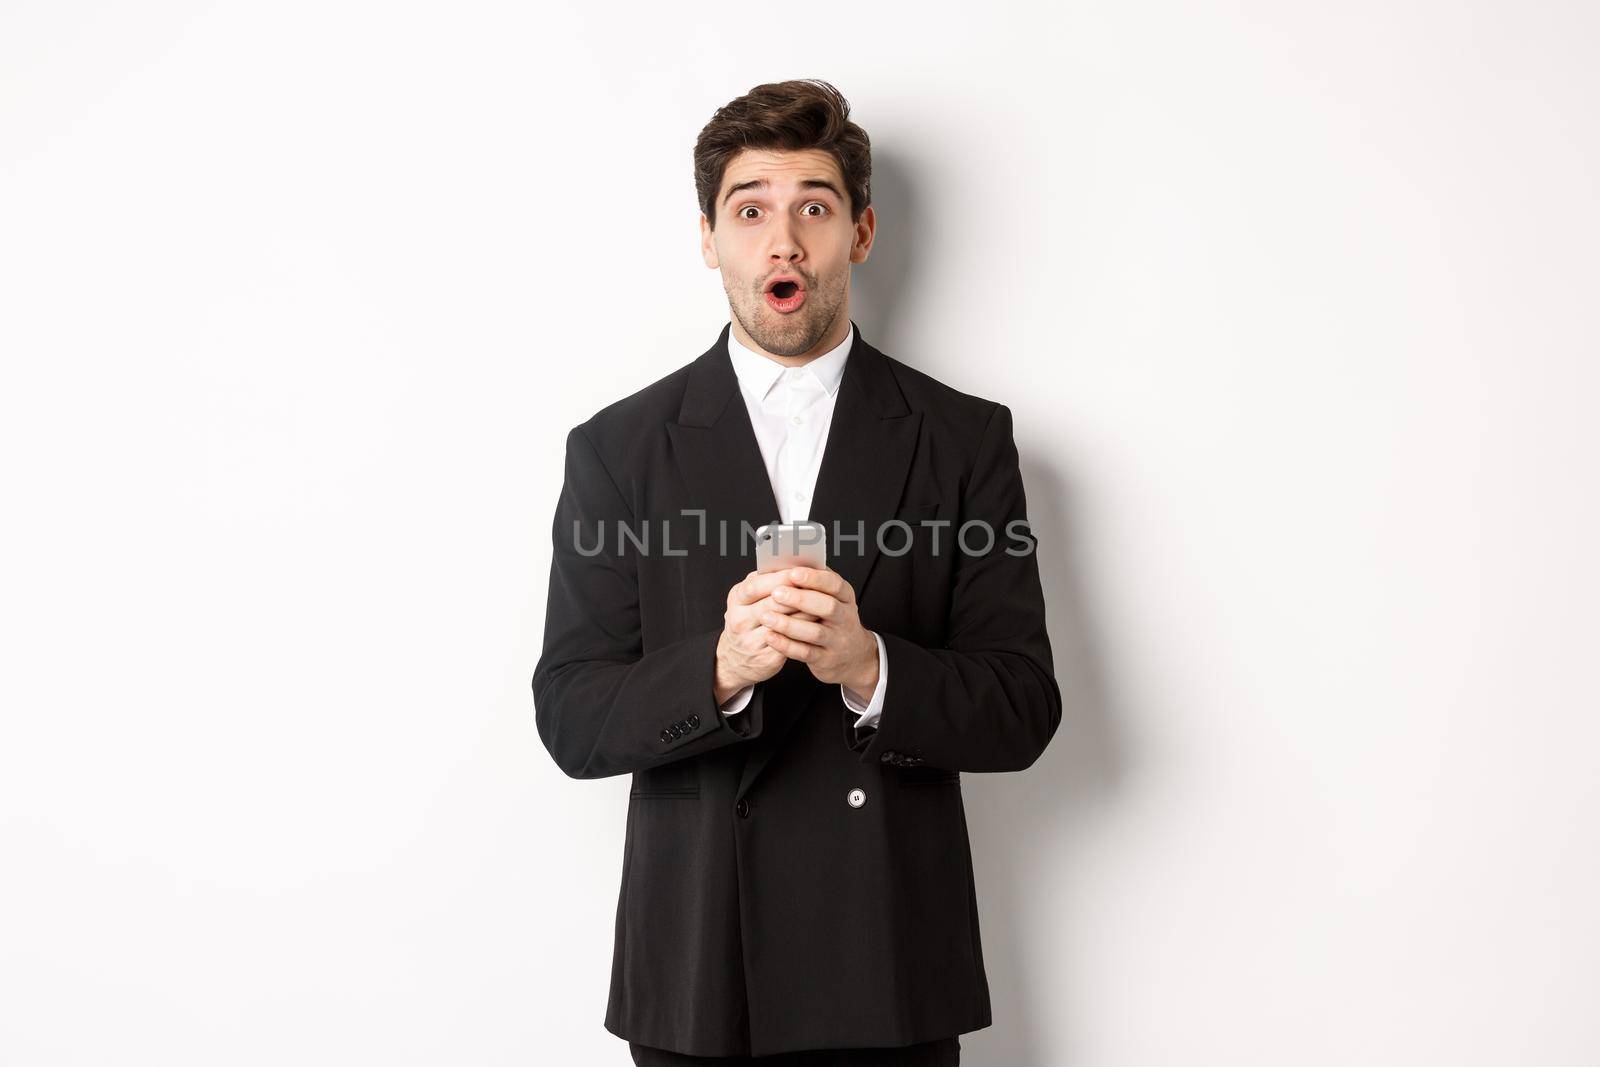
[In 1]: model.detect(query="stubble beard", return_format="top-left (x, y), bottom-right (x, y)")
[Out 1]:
top-left (729, 277), bottom-right (843, 359)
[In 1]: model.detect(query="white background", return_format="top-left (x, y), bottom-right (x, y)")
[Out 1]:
top-left (3, 2), bottom-right (1597, 1064)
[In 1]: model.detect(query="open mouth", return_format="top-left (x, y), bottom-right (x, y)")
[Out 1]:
top-left (765, 278), bottom-right (806, 313)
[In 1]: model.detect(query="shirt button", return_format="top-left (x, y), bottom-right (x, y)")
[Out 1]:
top-left (791, 415), bottom-right (803, 425)
top-left (847, 788), bottom-right (866, 808)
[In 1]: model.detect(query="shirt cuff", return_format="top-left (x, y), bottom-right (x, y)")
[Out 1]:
top-left (719, 684), bottom-right (754, 716)
top-left (839, 631), bottom-right (887, 730)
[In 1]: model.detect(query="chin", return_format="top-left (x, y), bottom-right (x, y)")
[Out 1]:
top-left (754, 324), bottom-right (819, 357)
top-left (735, 294), bottom-right (834, 357)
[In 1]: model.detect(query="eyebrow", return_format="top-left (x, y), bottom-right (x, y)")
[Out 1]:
top-left (722, 177), bottom-right (844, 206)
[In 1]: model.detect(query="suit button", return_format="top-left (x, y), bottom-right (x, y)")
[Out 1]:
top-left (735, 798), bottom-right (750, 818)
top-left (880, 752), bottom-right (894, 762)
top-left (688, 713), bottom-right (700, 727)
top-left (669, 724), bottom-right (683, 738)
top-left (676, 719), bottom-right (689, 732)
top-left (847, 787), bottom-right (866, 808)
top-left (659, 729), bottom-right (672, 743)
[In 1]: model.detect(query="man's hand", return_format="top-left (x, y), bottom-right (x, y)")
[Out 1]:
top-left (758, 566), bottom-right (879, 701)
top-left (714, 569), bottom-right (819, 705)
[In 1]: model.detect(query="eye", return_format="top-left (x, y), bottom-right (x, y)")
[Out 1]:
top-left (802, 202), bottom-right (828, 217)
top-left (739, 206), bottom-right (760, 220)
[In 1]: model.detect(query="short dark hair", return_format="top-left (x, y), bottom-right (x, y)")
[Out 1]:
top-left (693, 79), bottom-right (872, 232)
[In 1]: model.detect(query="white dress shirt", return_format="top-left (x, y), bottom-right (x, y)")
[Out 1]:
top-left (717, 322), bottom-right (887, 730)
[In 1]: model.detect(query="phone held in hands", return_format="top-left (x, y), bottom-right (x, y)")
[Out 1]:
top-left (754, 521), bottom-right (828, 574)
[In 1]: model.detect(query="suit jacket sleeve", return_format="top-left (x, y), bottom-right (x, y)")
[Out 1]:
top-left (847, 404), bottom-right (1062, 772)
top-left (533, 424), bottom-right (765, 779)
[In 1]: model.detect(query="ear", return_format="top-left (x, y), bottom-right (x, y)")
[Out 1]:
top-left (850, 204), bottom-right (876, 264)
top-left (700, 213), bottom-right (720, 268)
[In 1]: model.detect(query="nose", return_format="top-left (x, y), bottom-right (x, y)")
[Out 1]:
top-left (768, 215), bottom-right (803, 265)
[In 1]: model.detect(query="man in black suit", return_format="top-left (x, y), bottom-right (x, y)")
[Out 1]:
top-left (532, 79), bottom-right (1061, 1065)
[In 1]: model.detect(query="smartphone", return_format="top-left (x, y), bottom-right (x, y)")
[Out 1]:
top-left (755, 521), bottom-right (828, 574)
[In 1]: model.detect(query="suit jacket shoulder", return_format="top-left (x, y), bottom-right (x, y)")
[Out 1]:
top-left (565, 360), bottom-right (696, 511)
top-left (877, 350), bottom-right (1006, 467)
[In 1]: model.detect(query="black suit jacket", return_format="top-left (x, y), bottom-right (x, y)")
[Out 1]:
top-left (532, 321), bottom-right (1061, 1057)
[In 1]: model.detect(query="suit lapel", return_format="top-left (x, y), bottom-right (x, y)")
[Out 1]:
top-left (666, 323), bottom-right (783, 534)
top-left (805, 326), bottom-right (922, 608)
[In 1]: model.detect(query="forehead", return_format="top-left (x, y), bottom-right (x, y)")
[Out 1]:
top-left (719, 148), bottom-right (844, 195)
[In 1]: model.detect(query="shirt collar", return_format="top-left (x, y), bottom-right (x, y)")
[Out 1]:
top-left (727, 322), bottom-right (854, 402)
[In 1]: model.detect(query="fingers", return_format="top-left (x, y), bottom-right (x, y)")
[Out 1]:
top-left (730, 568), bottom-right (853, 609)
top-left (765, 604), bottom-right (819, 623)
top-left (756, 593), bottom-right (816, 619)
top-left (763, 628), bottom-right (819, 662)
top-left (728, 569), bottom-right (801, 607)
top-left (769, 585), bottom-right (840, 620)
top-left (761, 609), bottom-right (827, 646)
top-left (729, 595), bottom-right (818, 634)
top-left (785, 566), bottom-right (853, 604)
